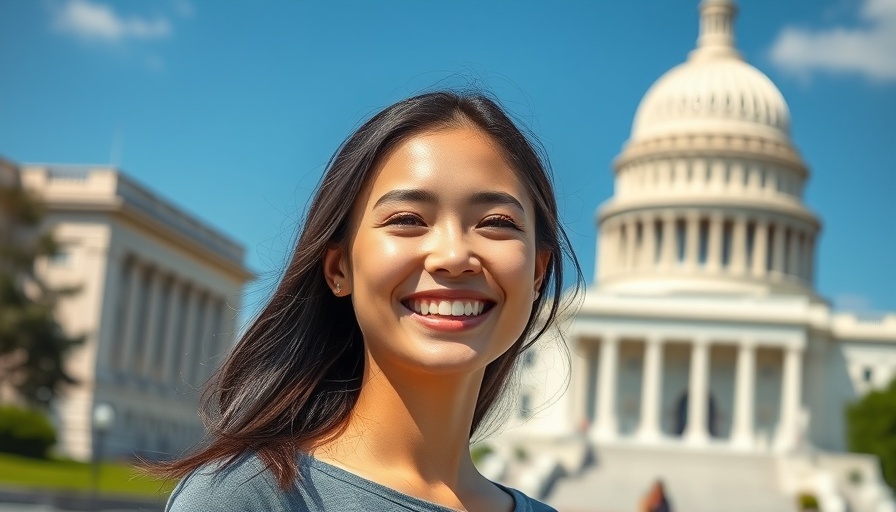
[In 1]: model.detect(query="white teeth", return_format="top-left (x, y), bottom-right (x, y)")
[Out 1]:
top-left (410, 299), bottom-right (488, 317)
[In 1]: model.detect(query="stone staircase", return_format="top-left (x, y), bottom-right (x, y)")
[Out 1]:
top-left (545, 444), bottom-right (796, 512)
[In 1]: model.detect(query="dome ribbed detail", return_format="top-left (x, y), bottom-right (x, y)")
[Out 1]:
top-left (631, 59), bottom-right (791, 143)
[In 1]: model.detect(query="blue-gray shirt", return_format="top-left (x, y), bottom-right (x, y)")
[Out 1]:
top-left (166, 453), bottom-right (556, 512)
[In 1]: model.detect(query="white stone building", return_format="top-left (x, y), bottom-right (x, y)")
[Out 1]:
top-left (15, 163), bottom-right (252, 461)
top-left (484, 2), bottom-right (896, 512)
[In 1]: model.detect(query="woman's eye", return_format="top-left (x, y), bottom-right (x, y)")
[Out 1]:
top-left (384, 213), bottom-right (425, 227)
top-left (480, 214), bottom-right (522, 230)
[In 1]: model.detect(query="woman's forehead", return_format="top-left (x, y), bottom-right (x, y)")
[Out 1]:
top-left (361, 126), bottom-right (532, 208)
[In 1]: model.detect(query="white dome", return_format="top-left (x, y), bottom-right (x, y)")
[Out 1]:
top-left (596, 0), bottom-right (820, 299)
top-left (631, 58), bottom-right (791, 143)
top-left (629, 0), bottom-right (792, 145)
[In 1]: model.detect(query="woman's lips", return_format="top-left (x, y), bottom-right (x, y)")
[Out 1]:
top-left (400, 297), bottom-right (495, 332)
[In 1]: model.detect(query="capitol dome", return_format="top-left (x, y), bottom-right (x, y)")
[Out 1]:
top-left (631, 58), bottom-right (791, 144)
top-left (595, 0), bottom-right (821, 299)
top-left (630, 0), bottom-right (791, 146)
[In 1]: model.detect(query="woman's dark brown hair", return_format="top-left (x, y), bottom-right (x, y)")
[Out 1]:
top-left (157, 90), bottom-right (583, 488)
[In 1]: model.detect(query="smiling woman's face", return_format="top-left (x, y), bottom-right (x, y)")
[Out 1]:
top-left (324, 123), bottom-right (549, 378)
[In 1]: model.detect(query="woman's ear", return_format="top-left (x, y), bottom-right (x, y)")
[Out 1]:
top-left (533, 250), bottom-right (551, 300)
top-left (323, 245), bottom-right (351, 296)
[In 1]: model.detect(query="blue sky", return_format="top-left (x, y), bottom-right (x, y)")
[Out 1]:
top-left (1, 0), bottom-right (894, 322)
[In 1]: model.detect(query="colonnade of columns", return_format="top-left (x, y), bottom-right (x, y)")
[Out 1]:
top-left (615, 158), bottom-right (802, 199)
top-left (106, 253), bottom-right (234, 386)
top-left (583, 334), bottom-right (804, 451)
top-left (598, 209), bottom-right (815, 284)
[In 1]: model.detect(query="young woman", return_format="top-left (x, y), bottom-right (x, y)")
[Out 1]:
top-left (163, 91), bottom-right (581, 512)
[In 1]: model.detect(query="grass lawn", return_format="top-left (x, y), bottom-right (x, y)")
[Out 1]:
top-left (0, 453), bottom-right (174, 500)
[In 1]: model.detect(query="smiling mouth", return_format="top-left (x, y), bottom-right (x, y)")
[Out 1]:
top-left (402, 299), bottom-right (495, 317)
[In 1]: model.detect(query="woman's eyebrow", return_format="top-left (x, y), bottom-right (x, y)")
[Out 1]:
top-left (470, 191), bottom-right (524, 213)
top-left (372, 189), bottom-right (436, 209)
top-left (371, 189), bottom-right (524, 213)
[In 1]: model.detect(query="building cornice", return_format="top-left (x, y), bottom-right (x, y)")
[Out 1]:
top-left (596, 195), bottom-right (822, 229)
top-left (20, 166), bottom-right (254, 283)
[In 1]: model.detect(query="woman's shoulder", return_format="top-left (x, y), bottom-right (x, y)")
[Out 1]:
top-left (497, 484), bottom-right (557, 512)
top-left (165, 453), bottom-right (293, 512)
top-left (165, 452), bottom-right (557, 512)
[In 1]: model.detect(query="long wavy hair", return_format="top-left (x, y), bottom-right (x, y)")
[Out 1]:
top-left (157, 90), bottom-right (582, 488)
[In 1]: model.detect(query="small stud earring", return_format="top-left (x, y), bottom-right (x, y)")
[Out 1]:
top-left (334, 283), bottom-right (342, 295)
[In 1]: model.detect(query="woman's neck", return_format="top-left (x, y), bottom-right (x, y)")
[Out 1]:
top-left (312, 358), bottom-right (495, 505)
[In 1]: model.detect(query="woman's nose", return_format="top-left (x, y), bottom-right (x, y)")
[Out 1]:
top-left (424, 226), bottom-right (482, 276)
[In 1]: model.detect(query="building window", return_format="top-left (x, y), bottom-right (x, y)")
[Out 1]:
top-left (721, 220), bottom-right (733, 268)
top-left (698, 219), bottom-right (710, 265)
top-left (783, 228), bottom-right (792, 274)
top-left (863, 367), bottom-right (874, 383)
top-left (676, 219), bottom-right (687, 263)
top-left (49, 249), bottom-right (70, 266)
top-left (745, 222), bottom-right (756, 269)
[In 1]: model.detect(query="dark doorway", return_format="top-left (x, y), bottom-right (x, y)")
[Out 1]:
top-left (674, 391), bottom-right (719, 437)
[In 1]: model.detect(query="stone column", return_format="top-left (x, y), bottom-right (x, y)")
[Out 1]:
top-left (637, 336), bottom-right (663, 441)
top-left (662, 212), bottom-right (676, 270)
top-left (685, 338), bottom-right (710, 445)
top-left (731, 215), bottom-right (747, 275)
top-left (158, 278), bottom-right (182, 382)
top-left (98, 254), bottom-right (126, 369)
top-left (569, 337), bottom-right (591, 433)
top-left (593, 335), bottom-right (619, 441)
top-left (642, 213), bottom-right (656, 269)
top-left (772, 221), bottom-right (785, 279)
top-left (752, 220), bottom-right (768, 278)
top-left (137, 269), bottom-right (164, 377)
top-left (803, 234), bottom-right (815, 283)
top-left (707, 212), bottom-right (724, 273)
top-left (597, 225), bottom-right (609, 281)
top-left (801, 233), bottom-right (810, 280)
top-left (118, 260), bottom-right (143, 372)
top-left (200, 298), bottom-right (223, 382)
top-left (711, 160), bottom-right (725, 191)
top-left (190, 294), bottom-right (214, 385)
top-left (731, 340), bottom-right (756, 449)
top-left (178, 287), bottom-right (199, 382)
top-left (685, 211), bottom-right (700, 270)
top-left (610, 223), bottom-right (622, 275)
top-left (775, 345), bottom-right (804, 452)
top-left (625, 217), bottom-right (637, 272)
top-left (603, 223), bottom-right (617, 277)
top-left (788, 227), bottom-right (801, 278)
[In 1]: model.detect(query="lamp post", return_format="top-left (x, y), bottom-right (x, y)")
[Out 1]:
top-left (92, 403), bottom-right (115, 496)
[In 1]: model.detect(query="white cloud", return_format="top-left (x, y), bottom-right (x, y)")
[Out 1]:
top-left (51, 0), bottom-right (171, 43)
top-left (769, 0), bottom-right (896, 82)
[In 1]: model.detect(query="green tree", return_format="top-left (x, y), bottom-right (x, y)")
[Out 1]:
top-left (0, 174), bottom-right (83, 408)
top-left (847, 377), bottom-right (896, 490)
